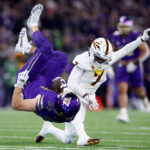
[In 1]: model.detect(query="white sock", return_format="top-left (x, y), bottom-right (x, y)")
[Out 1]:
top-left (143, 97), bottom-right (150, 108)
top-left (120, 108), bottom-right (127, 114)
top-left (39, 121), bottom-right (65, 143)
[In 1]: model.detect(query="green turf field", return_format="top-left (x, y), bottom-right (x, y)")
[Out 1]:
top-left (0, 108), bottom-right (150, 150)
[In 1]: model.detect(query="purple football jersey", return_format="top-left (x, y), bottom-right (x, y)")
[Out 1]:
top-left (18, 31), bottom-right (80, 122)
top-left (111, 31), bottom-right (143, 87)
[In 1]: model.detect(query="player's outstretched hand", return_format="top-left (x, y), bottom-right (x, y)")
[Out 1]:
top-left (15, 70), bottom-right (29, 88)
top-left (84, 94), bottom-right (99, 111)
top-left (141, 28), bottom-right (150, 41)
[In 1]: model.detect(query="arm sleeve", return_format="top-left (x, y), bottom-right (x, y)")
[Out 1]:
top-left (109, 37), bottom-right (143, 66)
top-left (67, 66), bottom-right (87, 98)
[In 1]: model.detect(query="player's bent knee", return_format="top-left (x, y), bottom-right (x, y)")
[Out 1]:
top-left (63, 136), bottom-right (75, 144)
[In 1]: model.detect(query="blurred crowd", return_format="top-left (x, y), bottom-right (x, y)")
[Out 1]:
top-left (0, 0), bottom-right (150, 107)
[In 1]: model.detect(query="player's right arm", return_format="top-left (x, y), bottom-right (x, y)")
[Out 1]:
top-left (68, 66), bottom-right (99, 110)
top-left (68, 66), bottom-right (88, 103)
top-left (12, 70), bottom-right (40, 111)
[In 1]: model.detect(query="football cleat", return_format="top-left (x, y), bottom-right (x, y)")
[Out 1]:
top-left (116, 113), bottom-right (130, 123)
top-left (27, 4), bottom-right (43, 29)
top-left (87, 138), bottom-right (101, 146)
top-left (15, 27), bottom-right (31, 54)
top-left (36, 134), bottom-right (45, 143)
top-left (77, 138), bottom-right (101, 146)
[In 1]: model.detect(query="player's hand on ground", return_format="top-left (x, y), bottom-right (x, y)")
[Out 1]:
top-left (141, 28), bottom-right (150, 41)
top-left (15, 70), bottom-right (29, 88)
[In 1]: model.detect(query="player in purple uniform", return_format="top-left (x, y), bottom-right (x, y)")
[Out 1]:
top-left (12, 4), bottom-right (100, 146)
top-left (111, 16), bottom-right (150, 122)
top-left (12, 9), bottom-right (81, 124)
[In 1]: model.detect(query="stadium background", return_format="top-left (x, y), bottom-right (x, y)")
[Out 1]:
top-left (0, 0), bottom-right (150, 108)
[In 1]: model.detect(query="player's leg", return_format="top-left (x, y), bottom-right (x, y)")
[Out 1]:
top-left (27, 4), bottom-right (53, 55)
top-left (116, 66), bottom-right (130, 122)
top-left (15, 28), bottom-right (50, 81)
top-left (15, 27), bottom-right (36, 54)
top-left (36, 121), bottom-right (76, 144)
top-left (133, 87), bottom-right (150, 112)
top-left (71, 101), bottom-right (100, 146)
top-left (131, 67), bottom-right (150, 111)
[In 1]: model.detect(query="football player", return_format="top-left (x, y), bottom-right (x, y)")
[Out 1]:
top-left (14, 4), bottom-right (100, 146)
top-left (12, 4), bottom-right (82, 139)
top-left (111, 16), bottom-right (150, 122)
top-left (37, 19), bottom-right (150, 147)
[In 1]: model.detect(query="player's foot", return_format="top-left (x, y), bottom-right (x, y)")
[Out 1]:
top-left (77, 138), bottom-right (101, 146)
top-left (15, 27), bottom-right (32, 54)
top-left (116, 113), bottom-right (130, 123)
top-left (145, 106), bottom-right (150, 112)
top-left (36, 134), bottom-right (45, 143)
top-left (27, 4), bottom-right (43, 29)
top-left (35, 121), bottom-right (53, 143)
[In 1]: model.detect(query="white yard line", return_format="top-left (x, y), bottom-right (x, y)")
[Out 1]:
top-left (0, 135), bottom-right (150, 143)
top-left (88, 131), bottom-right (150, 135)
top-left (0, 145), bottom-right (150, 150)
top-left (0, 146), bottom-right (81, 150)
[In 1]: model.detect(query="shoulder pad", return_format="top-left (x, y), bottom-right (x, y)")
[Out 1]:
top-left (73, 52), bottom-right (92, 71)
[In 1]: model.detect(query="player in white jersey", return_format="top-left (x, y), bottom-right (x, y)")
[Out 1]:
top-left (36, 28), bottom-right (150, 146)
top-left (22, 3), bottom-right (150, 147)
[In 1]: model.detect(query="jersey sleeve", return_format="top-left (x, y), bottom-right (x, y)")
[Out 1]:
top-left (67, 66), bottom-right (88, 101)
top-left (109, 37), bottom-right (143, 66)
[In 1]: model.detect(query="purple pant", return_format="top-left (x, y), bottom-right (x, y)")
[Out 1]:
top-left (116, 65), bottom-right (143, 88)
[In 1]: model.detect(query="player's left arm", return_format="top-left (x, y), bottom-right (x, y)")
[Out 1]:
top-left (12, 87), bottom-right (39, 111)
top-left (109, 28), bottom-right (150, 66)
top-left (12, 70), bottom-right (40, 111)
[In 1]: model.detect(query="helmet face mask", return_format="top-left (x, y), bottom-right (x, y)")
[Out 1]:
top-left (89, 38), bottom-right (113, 66)
top-left (117, 16), bottom-right (133, 35)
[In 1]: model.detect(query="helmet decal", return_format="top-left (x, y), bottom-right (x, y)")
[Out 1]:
top-left (104, 38), bottom-right (109, 56)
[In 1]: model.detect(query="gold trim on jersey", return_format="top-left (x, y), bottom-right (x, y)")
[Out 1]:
top-left (26, 53), bottom-right (39, 71)
top-left (40, 95), bottom-right (44, 110)
top-left (28, 53), bottom-right (41, 72)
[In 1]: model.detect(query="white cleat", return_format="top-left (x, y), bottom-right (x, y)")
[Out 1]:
top-left (15, 27), bottom-right (31, 54)
top-left (27, 4), bottom-right (43, 29)
top-left (77, 137), bottom-right (101, 146)
top-left (116, 113), bottom-right (130, 123)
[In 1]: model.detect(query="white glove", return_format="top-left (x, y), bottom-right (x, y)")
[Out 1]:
top-left (84, 94), bottom-right (99, 110)
top-left (15, 70), bottom-right (29, 88)
top-left (141, 28), bottom-right (150, 41)
top-left (126, 63), bottom-right (137, 73)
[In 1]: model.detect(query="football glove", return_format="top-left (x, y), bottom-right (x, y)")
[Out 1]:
top-left (84, 94), bottom-right (99, 111)
top-left (15, 70), bottom-right (29, 88)
top-left (141, 28), bottom-right (150, 41)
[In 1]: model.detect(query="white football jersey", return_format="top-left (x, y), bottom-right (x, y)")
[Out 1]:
top-left (68, 52), bottom-right (108, 94)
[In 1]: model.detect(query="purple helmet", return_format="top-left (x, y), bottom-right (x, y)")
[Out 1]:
top-left (55, 92), bottom-right (80, 119)
top-left (117, 16), bottom-right (133, 35)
